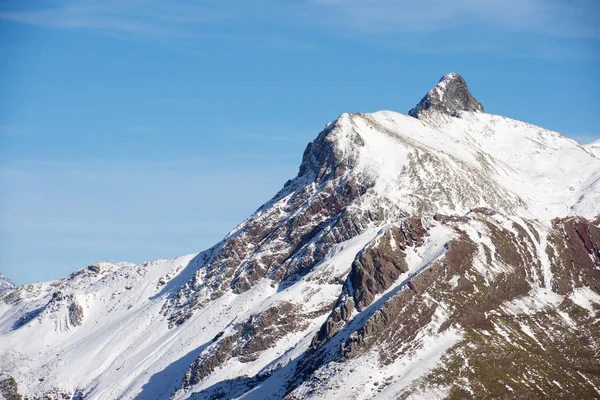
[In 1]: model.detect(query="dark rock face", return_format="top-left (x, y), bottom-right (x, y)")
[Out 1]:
top-left (350, 219), bottom-right (427, 310)
top-left (547, 217), bottom-right (600, 294)
top-left (68, 301), bottom-right (84, 327)
top-left (409, 73), bottom-right (484, 119)
top-left (310, 219), bottom-right (429, 349)
top-left (0, 376), bottom-right (22, 400)
top-left (182, 301), bottom-right (327, 388)
top-left (87, 264), bottom-right (102, 274)
top-left (281, 213), bottom-right (600, 399)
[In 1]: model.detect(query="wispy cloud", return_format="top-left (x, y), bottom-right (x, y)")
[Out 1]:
top-left (2, 0), bottom-right (598, 42)
top-left (0, 0), bottom-right (235, 36)
top-left (309, 0), bottom-right (600, 39)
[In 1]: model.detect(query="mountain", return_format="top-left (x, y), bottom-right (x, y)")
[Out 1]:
top-left (0, 274), bottom-right (15, 293)
top-left (1, 73), bottom-right (599, 400)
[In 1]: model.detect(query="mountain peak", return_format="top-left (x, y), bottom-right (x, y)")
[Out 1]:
top-left (409, 72), bottom-right (484, 119)
top-left (0, 273), bottom-right (15, 292)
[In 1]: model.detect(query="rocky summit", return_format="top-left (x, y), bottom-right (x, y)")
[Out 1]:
top-left (1, 74), bottom-right (599, 400)
top-left (409, 73), bottom-right (484, 119)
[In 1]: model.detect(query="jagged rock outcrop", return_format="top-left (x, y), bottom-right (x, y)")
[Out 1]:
top-left (349, 220), bottom-right (427, 310)
top-left (182, 302), bottom-right (315, 388)
top-left (409, 73), bottom-right (484, 119)
top-left (0, 376), bottom-right (22, 400)
top-left (68, 300), bottom-right (84, 327)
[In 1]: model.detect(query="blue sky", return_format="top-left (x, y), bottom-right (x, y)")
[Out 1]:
top-left (1, 0), bottom-right (599, 285)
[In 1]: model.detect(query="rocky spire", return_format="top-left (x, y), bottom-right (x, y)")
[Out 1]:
top-left (409, 73), bottom-right (483, 119)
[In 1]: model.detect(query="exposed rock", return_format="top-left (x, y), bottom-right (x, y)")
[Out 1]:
top-left (285, 214), bottom-right (600, 399)
top-left (547, 217), bottom-right (600, 294)
top-left (51, 291), bottom-right (64, 302)
top-left (409, 73), bottom-right (483, 119)
top-left (0, 376), bottom-right (22, 400)
top-left (309, 219), bottom-right (429, 349)
top-left (87, 264), bottom-right (102, 274)
top-left (354, 220), bottom-right (427, 308)
top-left (163, 143), bottom-right (378, 326)
top-left (182, 301), bottom-right (319, 388)
top-left (68, 300), bottom-right (84, 327)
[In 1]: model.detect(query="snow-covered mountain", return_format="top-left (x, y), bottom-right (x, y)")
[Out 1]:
top-left (1, 73), bottom-right (599, 400)
top-left (0, 274), bottom-right (15, 293)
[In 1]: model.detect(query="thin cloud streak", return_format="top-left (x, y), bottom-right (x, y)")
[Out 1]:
top-left (0, 0), bottom-right (236, 36)
top-left (310, 0), bottom-right (600, 39)
top-left (1, 0), bottom-right (598, 41)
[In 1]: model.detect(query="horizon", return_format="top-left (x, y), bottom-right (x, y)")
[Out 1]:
top-left (1, 0), bottom-right (599, 286)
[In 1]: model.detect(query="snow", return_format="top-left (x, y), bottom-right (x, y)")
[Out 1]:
top-left (570, 287), bottom-right (600, 316)
top-left (0, 220), bottom-right (385, 400)
top-left (519, 323), bottom-right (545, 350)
top-left (448, 275), bottom-right (460, 289)
top-left (371, 327), bottom-right (462, 399)
top-left (329, 110), bottom-right (600, 221)
top-left (433, 72), bottom-right (459, 102)
top-left (293, 307), bottom-right (462, 400)
top-left (501, 287), bottom-right (563, 316)
top-left (585, 139), bottom-right (600, 158)
top-left (492, 322), bottom-right (517, 346)
top-left (0, 274), bottom-right (15, 292)
top-left (370, 220), bottom-right (453, 305)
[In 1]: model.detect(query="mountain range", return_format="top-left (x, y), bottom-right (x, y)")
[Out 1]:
top-left (1, 73), bottom-right (599, 400)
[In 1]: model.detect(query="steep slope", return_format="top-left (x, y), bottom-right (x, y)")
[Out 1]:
top-left (1, 74), bottom-right (599, 400)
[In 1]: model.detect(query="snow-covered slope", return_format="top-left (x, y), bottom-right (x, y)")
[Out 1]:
top-left (309, 109), bottom-right (599, 220)
top-left (1, 73), bottom-right (599, 400)
top-left (0, 274), bottom-right (15, 293)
